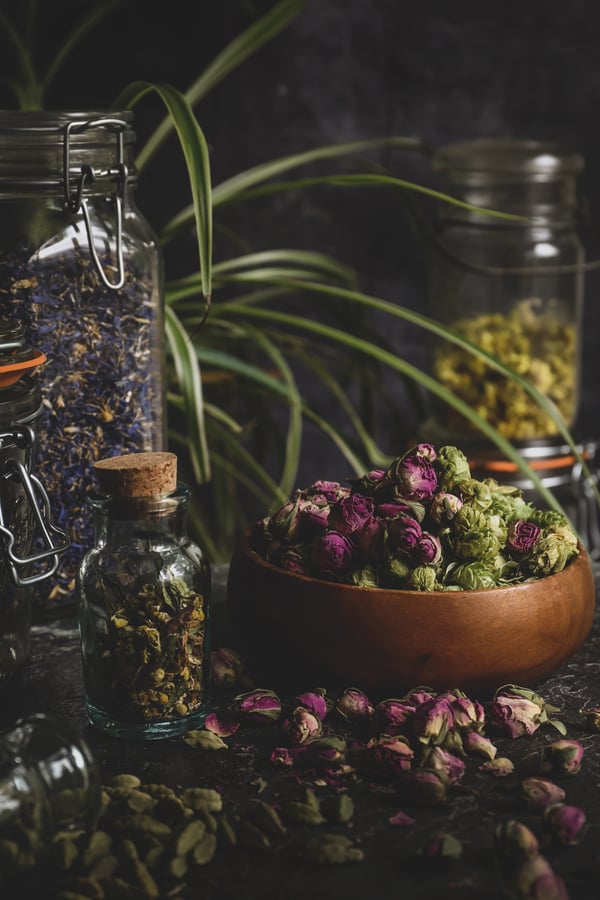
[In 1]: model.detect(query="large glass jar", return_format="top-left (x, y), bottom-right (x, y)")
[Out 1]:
top-left (0, 110), bottom-right (165, 616)
top-left (0, 713), bottom-right (101, 885)
top-left (0, 323), bottom-right (69, 684)
top-left (428, 137), bottom-right (585, 444)
top-left (77, 452), bottom-right (211, 740)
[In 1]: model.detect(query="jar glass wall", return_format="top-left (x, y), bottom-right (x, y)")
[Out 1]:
top-left (0, 111), bottom-right (165, 615)
top-left (428, 138), bottom-right (585, 444)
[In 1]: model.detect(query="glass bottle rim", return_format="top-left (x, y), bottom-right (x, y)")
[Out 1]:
top-left (433, 137), bottom-right (584, 180)
top-left (87, 482), bottom-right (191, 518)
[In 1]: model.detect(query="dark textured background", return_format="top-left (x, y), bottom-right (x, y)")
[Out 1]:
top-left (2, 0), bottom-right (600, 477)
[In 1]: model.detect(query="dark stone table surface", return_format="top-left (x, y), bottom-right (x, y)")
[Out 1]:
top-left (4, 565), bottom-right (600, 899)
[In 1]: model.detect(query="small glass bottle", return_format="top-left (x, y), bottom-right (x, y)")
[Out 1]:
top-left (77, 451), bottom-right (211, 740)
top-left (0, 713), bottom-right (101, 884)
top-left (428, 137), bottom-right (585, 443)
top-left (0, 110), bottom-right (166, 615)
top-left (0, 321), bottom-right (70, 684)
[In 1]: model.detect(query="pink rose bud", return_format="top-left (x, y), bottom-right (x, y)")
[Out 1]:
top-left (279, 549), bottom-right (309, 575)
top-left (420, 830), bottom-right (462, 862)
top-left (495, 818), bottom-right (540, 862)
top-left (327, 493), bottom-right (375, 536)
top-left (270, 746), bottom-right (298, 767)
top-left (447, 692), bottom-right (485, 733)
top-left (399, 768), bottom-right (448, 806)
top-left (414, 532), bottom-right (443, 566)
top-left (545, 739), bottom-right (584, 775)
top-left (311, 530), bottom-right (355, 576)
top-left (507, 519), bottom-right (541, 555)
top-left (296, 735), bottom-right (347, 770)
top-left (422, 746), bottom-right (465, 785)
top-left (463, 731), bottom-right (497, 760)
top-left (522, 777), bottom-right (566, 812)
top-left (295, 690), bottom-right (328, 721)
top-left (309, 480), bottom-right (348, 502)
top-left (387, 515), bottom-right (423, 555)
top-left (479, 757), bottom-right (515, 777)
top-left (297, 500), bottom-right (330, 533)
top-left (210, 646), bottom-right (244, 691)
top-left (336, 687), bottom-right (374, 721)
top-left (389, 809), bottom-right (416, 827)
top-left (544, 803), bottom-right (586, 845)
top-left (579, 706), bottom-right (600, 730)
top-left (373, 698), bottom-right (416, 735)
top-left (355, 515), bottom-right (387, 563)
top-left (429, 491), bottom-right (463, 526)
top-left (412, 697), bottom-right (455, 746)
top-left (282, 706), bottom-right (323, 746)
top-left (488, 694), bottom-right (542, 738)
top-left (235, 688), bottom-right (282, 724)
top-left (366, 735), bottom-right (415, 778)
top-left (388, 448), bottom-right (438, 502)
top-left (512, 854), bottom-right (569, 900)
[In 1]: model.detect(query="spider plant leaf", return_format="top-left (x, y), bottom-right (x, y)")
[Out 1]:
top-left (112, 80), bottom-right (213, 305)
top-left (0, 7), bottom-right (39, 108)
top-left (213, 249), bottom-right (356, 285)
top-left (215, 295), bottom-right (575, 517)
top-left (165, 305), bottom-right (210, 483)
top-left (160, 136), bottom-right (425, 244)
top-left (136, 0), bottom-right (306, 171)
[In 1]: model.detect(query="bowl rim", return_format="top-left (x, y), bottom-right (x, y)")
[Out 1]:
top-left (236, 529), bottom-right (591, 597)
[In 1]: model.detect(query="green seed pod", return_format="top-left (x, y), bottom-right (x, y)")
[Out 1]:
top-left (243, 800), bottom-right (287, 837)
top-left (280, 800), bottom-right (326, 826)
top-left (174, 820), bottom-right (207, 856)
top-left (181, 787), bottom-right (223, 812)
top-left (191, 833), bottom-right (217, 866)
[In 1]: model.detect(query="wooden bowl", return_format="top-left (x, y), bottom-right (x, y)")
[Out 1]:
top-left (227, 532), bottom-right (596, 698)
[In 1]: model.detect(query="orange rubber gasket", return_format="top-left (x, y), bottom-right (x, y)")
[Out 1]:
top-left (0, 349), bottom-right (46, 388)
top-left (469, 452), bottom-right (590, 474)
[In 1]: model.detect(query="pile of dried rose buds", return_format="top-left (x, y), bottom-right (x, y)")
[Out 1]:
top-left (249, 442), bottom-right (580, 589)
top-left (202, 650), bottom-right (592, 894)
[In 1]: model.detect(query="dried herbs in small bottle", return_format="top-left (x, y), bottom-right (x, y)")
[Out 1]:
top-left (0, 713), bottom-right (101, 885)
top-left (77, 451), bottom-right (211, 740)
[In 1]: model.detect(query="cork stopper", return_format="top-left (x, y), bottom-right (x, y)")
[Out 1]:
top-left (94, 452), bottom-right (177, 498)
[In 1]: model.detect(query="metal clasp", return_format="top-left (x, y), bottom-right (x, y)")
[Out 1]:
top-left (63, 117), bottom-right (129, 290)
top-left (0, 428), bottom-right (71, 587)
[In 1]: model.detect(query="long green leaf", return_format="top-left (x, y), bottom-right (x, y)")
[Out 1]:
top-left (0, 7), bottom-right (39, 107)
top-left (112, 80), bottom-right (213, 303)
top-left (160, 137), bottom-right (425, 244)
top-left (136, 0), bottom-right (306, 171)
top-left (215, 297), bottom-right (574, 517)
top-left (165, 306), bottom-right (210, 482)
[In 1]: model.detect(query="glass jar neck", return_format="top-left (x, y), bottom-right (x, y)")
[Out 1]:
top-left (433, 138), bottom-right (584, 226)
top-left (88, 485), bottom-right (191, 544)
top-left (0, 110), bottom-right (138, 200)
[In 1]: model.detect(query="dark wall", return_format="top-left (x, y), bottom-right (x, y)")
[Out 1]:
top-left (2, 0), bottom-right (599, 474)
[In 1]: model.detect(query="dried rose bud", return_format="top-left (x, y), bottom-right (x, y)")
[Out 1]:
top-left (488, 690), bottom-right (543, 738)
top-left (295, 690), bottom-right (328, 721)
top-left (204, 711), bottom-right (240, 738)
top-left (297, 499), bottom-right (331, 533)
top-left (462, 731), bottom-right (497, 760)
top-left (579, 706), bottom-right (600, 730)
top-left (507, 519), bottom-right (541, 555)
top-left (210, 647), bottom-right (243, 691)
top-left (441, 727), bottom-right (466, 757)
top-left (442, 689), bottom-right (485, 733)
top-left (282, 706), bottom-right (323, 746)
top-left (309, 479), bottom-right (350, 502)
top-left (311, 531), bottom-right (355, 577)
top-left (270, 746), bottom-right (298, 767)
top-left (421, 746), bottom-right (465, 785)
top-left (420, 830), bottom-right (462, 862)
top-left (373, 698), bottom-right (416, 735)
top-left (544, 803), bottom-right (586, 845)
top-left (414, 532), bottom-right (443, 566)
top-left (399, 768), bottom-right (448, 806)
top-left (429, 491), bottom-right (463, 526)
top-left (412, 696), bottom-right (455, 746)
top-left (544, 739), bottom-right (584, 776)
top-left (479, 757), bottom-right (515, 777)
top-left (512, 854), bottom-right (569, 900)
top-left (336, 687), bottom-right (374, 721)
top-left (522, 777), bottom-right (566, 812)
top-left (387, 447), bottom-right (438, 502)
top-left (494, 819), bottom-right (539, 862)
top-left (235, 688), bottom-right (282, 724)
top-left (387, 515), bottom-right (423, 555)
top-left (355, 515), bottom-right (386, 563)
top-left (296, 735), bottom-right (347, 770)
top-left (366, 735), bottom-right (415, 778)
top-left (348, 468), bottom-right (387, 495)
top-left (278, 549), bottom-right (309, 575)
top-left (327, 493), bottom-right (374, 537)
